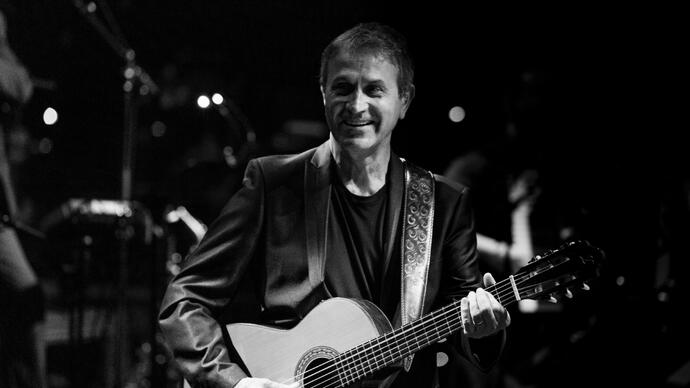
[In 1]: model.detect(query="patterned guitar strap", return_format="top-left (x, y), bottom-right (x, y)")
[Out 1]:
top-left (400, 160), bottom-right (435, 372)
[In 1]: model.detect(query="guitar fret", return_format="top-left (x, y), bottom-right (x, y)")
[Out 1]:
top-left (364, 342), bottom-right (374, 375)
top-left (333, 356), bottom-right (345, 387)
top-left (452, 301), bottom-right (461, 337)
top-left (355, 348), bottom-right (364, 381)
top-left (432, 309), bottom-right (443, 342)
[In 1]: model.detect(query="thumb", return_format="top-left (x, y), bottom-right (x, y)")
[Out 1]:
top-left (483, 272), bottom-right (496, 288)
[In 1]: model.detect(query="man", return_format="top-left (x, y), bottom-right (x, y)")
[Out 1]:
top-left (0, 7), bottom-right (47, 388)
top-left (159, 22), bottom-right (510, 388)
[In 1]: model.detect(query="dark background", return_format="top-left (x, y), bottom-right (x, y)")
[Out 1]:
top-left (2, 1), bottom-right (688, 387)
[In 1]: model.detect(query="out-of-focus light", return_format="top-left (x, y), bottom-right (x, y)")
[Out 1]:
top-left (197, 95), bottom-right (210, 109)
top-left (519, 299), bottom-right (542, 313)
top-left (43, 107), bottom-right (58, 125)
top-left (38, 138), bottom-right (53, 154)
top-left (211, 93), bottom-right (224, 105)
top-left (124, 67), bottom-right (136, 79)
top-left (151, 120), bottom-right (167, 137)
top-left (449, 106), bottom-right (466, 123)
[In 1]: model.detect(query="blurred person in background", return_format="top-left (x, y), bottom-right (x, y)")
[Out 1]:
top-left (0, 6), bottom-right (47, 388)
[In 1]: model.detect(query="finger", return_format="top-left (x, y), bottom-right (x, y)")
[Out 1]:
top-left (475, 288), bottom-right (498, 330)
top-left (483, 272), bottom-right (496, 288)
top-left (477, 288), bottom-right (500, 329)
top-left (469, 291), bottom-right (481, 325)
top-left (461, 296), bottom-right (472, 335)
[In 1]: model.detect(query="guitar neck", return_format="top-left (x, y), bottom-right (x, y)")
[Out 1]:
top-left (333, 280), bottom-right (517, 385)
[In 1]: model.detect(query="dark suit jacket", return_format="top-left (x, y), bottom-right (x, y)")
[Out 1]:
top-left (159, 140), bottom-right (504, 388)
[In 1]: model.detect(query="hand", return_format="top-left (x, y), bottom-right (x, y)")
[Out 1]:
top-left (461, 273), bottom-right (511, 339)
top-left (235, 377), bottom-right (299, 388)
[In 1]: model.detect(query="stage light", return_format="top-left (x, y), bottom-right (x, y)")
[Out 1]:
top-left (449, 106), bottom-right (466, 123)
top-left (212, 93), bottom-right (224, 105)
top-left (197, 95), bottom-right (211, 109)
top-left (43, 107), bottom-right (58, 125)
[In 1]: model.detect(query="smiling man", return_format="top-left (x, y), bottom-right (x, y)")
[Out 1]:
top-left (159, 22), bottom-right (509, 388)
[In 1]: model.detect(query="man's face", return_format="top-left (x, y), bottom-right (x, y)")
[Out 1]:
top-left (321, 51), bottom-right (412, 155)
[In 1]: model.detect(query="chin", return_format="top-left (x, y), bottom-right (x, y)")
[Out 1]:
top-left (338, 137), bottom-right (375, 151)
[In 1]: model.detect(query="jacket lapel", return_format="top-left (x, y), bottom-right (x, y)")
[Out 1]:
top-left (305, 141), bottom-right (332, 287)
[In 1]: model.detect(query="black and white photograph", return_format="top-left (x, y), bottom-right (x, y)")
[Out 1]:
top-left (0, 1), bottom-right (686, 387)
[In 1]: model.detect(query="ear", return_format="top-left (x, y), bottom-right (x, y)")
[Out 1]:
top-left (399, 84), bottom-right (415, 119)
top-left (320, 85), bottom-right (326, 106)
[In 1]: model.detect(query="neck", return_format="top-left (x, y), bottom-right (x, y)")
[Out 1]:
top-left (330, 138), bottom-right (390, 196)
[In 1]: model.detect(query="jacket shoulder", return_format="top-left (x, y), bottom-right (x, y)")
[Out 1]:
top-left (434, 173), bottom-right (469, 196)
top-left (247, 147), bottom-right (316, 188)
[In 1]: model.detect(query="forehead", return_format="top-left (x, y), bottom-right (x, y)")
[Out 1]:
top-left (326, 51), bottom-right (399, 83)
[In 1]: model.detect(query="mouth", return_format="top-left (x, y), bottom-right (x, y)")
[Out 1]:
top-left (342, 120), bottom-right (375, 128)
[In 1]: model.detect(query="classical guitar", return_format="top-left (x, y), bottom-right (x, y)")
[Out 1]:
top-left (224, 240), bottom-right (604, 388)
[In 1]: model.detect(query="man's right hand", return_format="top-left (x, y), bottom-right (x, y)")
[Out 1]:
top-left (235, 377), bottom-right (299, 388)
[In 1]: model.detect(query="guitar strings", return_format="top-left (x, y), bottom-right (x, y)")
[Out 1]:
top-left (286, 254), bottom-right (586, 387)
top-left (277, 271), bottom-right (544, 387)
top-left (295, 297), bottom-right (484, 388)
top-left (279, 270), bottom-right (544, 387)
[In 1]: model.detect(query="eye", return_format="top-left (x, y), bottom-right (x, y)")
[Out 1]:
top-left (365, 84), bottom-right (385, 97)
top-left (331, 82), bottom-right (353, 96)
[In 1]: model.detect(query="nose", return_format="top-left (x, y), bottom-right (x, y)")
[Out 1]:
top-left (346, 90), bottom-right (367, 114)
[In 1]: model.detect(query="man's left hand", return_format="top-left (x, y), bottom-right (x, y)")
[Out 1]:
top-left (461, 272), bottom-right (511, 338)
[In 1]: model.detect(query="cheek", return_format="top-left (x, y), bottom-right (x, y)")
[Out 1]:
top-left (378, 105), bottom-right (398, 122)
top-left (327, 101), bottom-right (346, 117)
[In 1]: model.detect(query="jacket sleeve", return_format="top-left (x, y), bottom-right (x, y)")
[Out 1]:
top-left (158, 159), bottom-right (265, 388)
top-left (439, 185), bottom-right (506, 372)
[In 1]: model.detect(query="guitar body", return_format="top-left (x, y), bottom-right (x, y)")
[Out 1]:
top-left (227, 298), bottom-right (395, 387)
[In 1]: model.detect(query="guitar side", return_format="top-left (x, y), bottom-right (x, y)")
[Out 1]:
top-left (227, 297), bottom-right (394, 386)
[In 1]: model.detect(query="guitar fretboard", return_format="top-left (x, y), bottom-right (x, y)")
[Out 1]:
top-left (330, 280), bottom-right (518, 386)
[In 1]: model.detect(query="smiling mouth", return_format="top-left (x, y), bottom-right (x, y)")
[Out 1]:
top-left (343, 120), bottom-right (374, 127)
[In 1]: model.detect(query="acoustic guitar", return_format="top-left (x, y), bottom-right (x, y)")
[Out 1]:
top-left (219, 240), bottom-right (604, 388)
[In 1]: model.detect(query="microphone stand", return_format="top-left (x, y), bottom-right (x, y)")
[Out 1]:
top-left (72, 0), bottom-right (158, 201)
top-left (71, 2), bottom-right (158, 387)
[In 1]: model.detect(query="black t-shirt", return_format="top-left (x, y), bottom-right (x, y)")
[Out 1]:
top-left (325, 166), bottom-right (388, 306)
top-left (322, 162), bottom-right (444, 388)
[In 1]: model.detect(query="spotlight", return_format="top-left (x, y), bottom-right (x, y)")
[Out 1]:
top-left (197, 95), bottom-right (210, 109)
top-left (43, 107), bottom-right (58, 125)
top-left (211, 93), bottom-right (224, 105)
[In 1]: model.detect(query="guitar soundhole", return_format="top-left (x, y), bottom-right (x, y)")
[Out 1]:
top-left (303, 357), bottom-right (338, 388)
top-left (296, 346), bottom-right (339, 388)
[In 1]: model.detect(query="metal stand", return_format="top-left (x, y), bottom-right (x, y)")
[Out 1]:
top-left (71, 2), bottom-right (157, 387)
